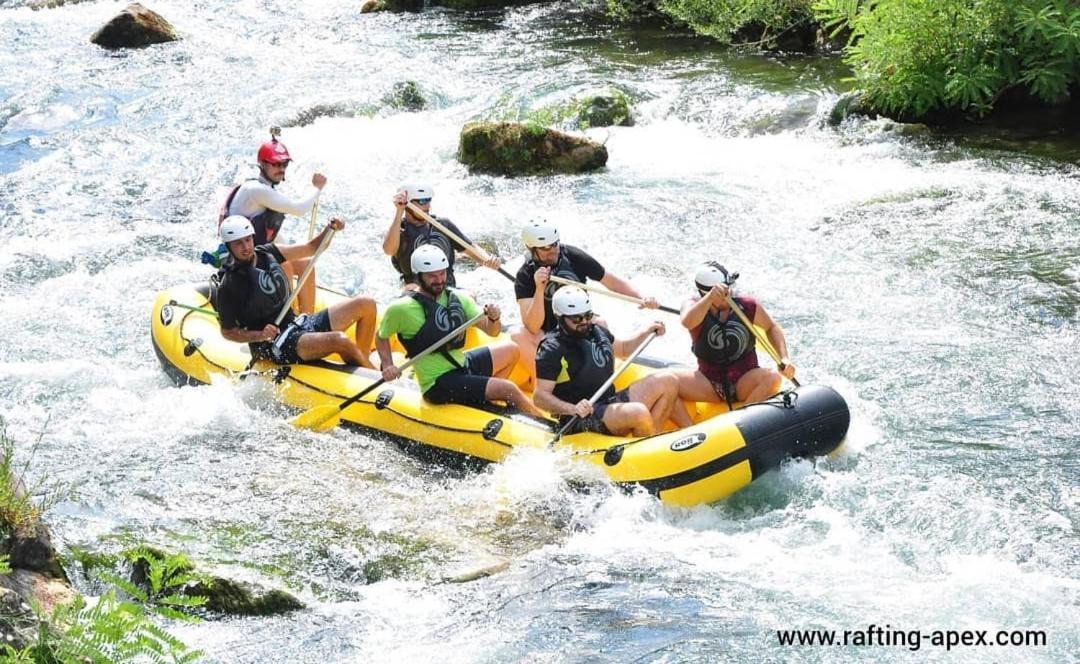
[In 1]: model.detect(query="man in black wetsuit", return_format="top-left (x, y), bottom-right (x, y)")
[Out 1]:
top-left (382, 183), bottom-right (500, 289)
top-left (213, 216), bottom-right (376, 369)
top-left (532, 287), bottom-right (681, 437)
top-left (512, 220), bottom-right (660, 383)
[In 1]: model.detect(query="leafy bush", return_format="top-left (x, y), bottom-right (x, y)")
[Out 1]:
top-left (607, 0), bottom-right (816, 47)
top-left (814, 0), bottom-right (1080, 118)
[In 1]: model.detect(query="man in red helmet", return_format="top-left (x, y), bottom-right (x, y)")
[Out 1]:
top-left (218, 132), bottom-right (326, 314)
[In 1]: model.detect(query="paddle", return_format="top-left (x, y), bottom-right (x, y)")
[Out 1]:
top-left (239, 228), bottom-right (336, 377)
top-left (307, 195), bottom-right (320, 240)
top-left (548, 275), bottom-right (678, 315)
top-left (723, 294), bottom-right (800, 388)
top-left (548, 330), bottom-right (659, 447)
top-left (405, 202), bottom-right (514, 282)
top-left (291, 311), bottom-right (487, 432)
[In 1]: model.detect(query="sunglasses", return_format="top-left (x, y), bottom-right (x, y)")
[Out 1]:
top-left (536, 241), bottom-right (559, 252)
top-left (411, 198), bottom-right (432, 206)
top-left (563, 312), bottom-right (594, 324)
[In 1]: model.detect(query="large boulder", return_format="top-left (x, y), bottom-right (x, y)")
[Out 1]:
top-left (90, 3), bottom-right (179, 50)
top-left (458, 122), bottom-right (608, 176)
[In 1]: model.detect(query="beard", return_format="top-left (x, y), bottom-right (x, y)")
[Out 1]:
top-left (560, 320), bottom-right (592, 338)
top-left (419, 279), bottom-right (445, 297)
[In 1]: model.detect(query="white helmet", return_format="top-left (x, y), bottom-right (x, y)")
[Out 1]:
top-left (403, 183), bottom-right (434, 202)
top-left (522, 221), bottom-right (559, 248)
top-left (411, 244), bottom-right (450, 274)
top-left (220, 215), bottom-right (255, 243)
top-left (552, 286), bottom-right (591, 316)
top-left (695, 261), bottom-right (731, 293)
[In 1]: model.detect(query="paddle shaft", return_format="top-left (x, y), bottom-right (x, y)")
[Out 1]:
top-left (241, 228), bottom-right (335, 375)
top-left (548, 275), bottom-right (678, 315)
top-left (551, 330), bottom-right (659, 444)
top-left (306, 196), bottom-right (320, 240)
top-left (405, 202), bottom-right (515, 282)
top-left (723, 294), bottom-right (800, 388)
top-left (333, 312), bottom-right (488, 414)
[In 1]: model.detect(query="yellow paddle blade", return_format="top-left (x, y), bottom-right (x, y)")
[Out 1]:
top-left (290, 404), bottom-right (342, 432)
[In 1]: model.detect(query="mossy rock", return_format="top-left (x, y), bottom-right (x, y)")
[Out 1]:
top-left (187, 576), bottom-right (303, 616)
top-left (575, 92), bottom-right (633, 128)
top-left (360, 0), bottom-right (387, 12)
top-left (458, 121), bottom-right (608, 176)
top-left (387, 81), bottom-right (427, 112)
top-left (89, 3), bottom-right (179, 49)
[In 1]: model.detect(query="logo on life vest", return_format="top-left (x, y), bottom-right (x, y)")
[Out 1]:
top-left (670, 432), bottom-right (706, 452)
top-left (434, 305), bottom-right (452, 331)
top-left (258, 269), bottom-right (278, 296)
top-left (590, 340), bottom-right (611, 368)
top-left (707, 321), bottom-right (751, 359)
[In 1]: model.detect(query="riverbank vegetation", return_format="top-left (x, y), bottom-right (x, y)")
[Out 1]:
top-left (605, 0), bottom-right (1080, 122)
top-left (1, 420), bottom-right (202, 663)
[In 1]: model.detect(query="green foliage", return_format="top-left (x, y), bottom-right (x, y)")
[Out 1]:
top-left (0, 418), bottom-right (62, 537)
top-left (0, 553), bottom-right (11, 575)
top-left (38, 590), bottom-right (203, 664)
top-left (814, 0), bottom-right (1080, 118)
top-left (607, 0), bottom-right (816, 46)
top-left (109, 546), bottom-right (211, 622)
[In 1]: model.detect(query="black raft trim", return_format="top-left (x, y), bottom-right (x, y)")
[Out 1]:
top-left (623, 385), bottom-right (850, 497)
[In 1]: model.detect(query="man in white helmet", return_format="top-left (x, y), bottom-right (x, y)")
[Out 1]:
top-left (375, 245), bottom-right (543, 416)
top-left (533, 287), bottom-right (682, 437)
top-left (672, 262), bottom-right (796, 407)
top-left (512, 220), bottom-right (660, 383)
top-left (383, 183), bottom-right (501, 290)
top-left (218, 130), bottom-right (328, 315)
top-left (212, 215), bottom-right (377, 369)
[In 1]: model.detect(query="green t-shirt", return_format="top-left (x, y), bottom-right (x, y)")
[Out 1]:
top-left (377, 289), bottom-right (481, 393)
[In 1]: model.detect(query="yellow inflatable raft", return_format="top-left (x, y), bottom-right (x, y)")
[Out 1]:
top-left (151, 284), bottom-right (849, 507)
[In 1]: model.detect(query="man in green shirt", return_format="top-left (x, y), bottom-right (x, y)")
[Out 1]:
top-left (376, 245), bottom-right (544, 416)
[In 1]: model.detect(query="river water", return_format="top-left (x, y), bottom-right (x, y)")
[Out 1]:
top-left (1, 1), bottom-right (1077, 662)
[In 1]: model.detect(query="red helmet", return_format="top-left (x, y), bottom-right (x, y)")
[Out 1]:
top-left (257, 139), bottom-right (291, 165)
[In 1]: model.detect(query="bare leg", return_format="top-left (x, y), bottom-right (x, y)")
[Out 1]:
top-left (601, 402), bottom-right (654, 437)
top-left (486, 342), bottom-right (520, 379)
top-left (484, 378), bottom-right (544, 417)
top-left (323, 296), bottom-right (378, 369)
top-left (283, 258), bottom-right (316, 314)
top-left (737, 368), bottom-right (783, 404)
top-left (509, 328), bottom-right (541, 383)
top-left (296, 331), bottom-right (369, 366)
top-left (627, 372), bottom-right (681, 431)
top-left (671, 367), bottom-right (724, 427)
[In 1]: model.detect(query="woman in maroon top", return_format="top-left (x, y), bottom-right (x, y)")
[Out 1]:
top-left (673, 262), bottom-right (797, 407)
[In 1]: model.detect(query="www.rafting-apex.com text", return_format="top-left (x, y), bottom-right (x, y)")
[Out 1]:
top-left (775, 624), bottom-right (1047, 652)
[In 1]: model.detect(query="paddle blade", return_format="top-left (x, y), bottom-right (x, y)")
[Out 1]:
top-left (290, 404), bottom-right (342, 432)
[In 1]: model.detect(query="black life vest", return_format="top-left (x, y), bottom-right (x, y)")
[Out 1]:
top-left (391, 217), bottom-right (457, 287)
top-left (214, 248), bottom-right (293, 331)
top-left (218, 179), bottom-right (287, 245)
top-left (548, 325), bottom-right (616, 405)
top-left (691, 302), bottom-right (755, 366)
top-left (539, 248), bottom-right (583, 332)
top-left (399, 289), bottom-right (467, 365)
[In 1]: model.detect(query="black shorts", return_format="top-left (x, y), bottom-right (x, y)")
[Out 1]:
top-left (422, 348), bottom-right (494, 407)
top-left (257, 310), bottom-right (333, 365)
top-left (558, 388), bottom-right (630, 436)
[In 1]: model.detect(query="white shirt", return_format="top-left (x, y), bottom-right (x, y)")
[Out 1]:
top-left (228, 175), bottom-right (320, 218)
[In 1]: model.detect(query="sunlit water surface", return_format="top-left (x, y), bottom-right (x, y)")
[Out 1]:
top-left (1, 1), bottom-right (1077, 662)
